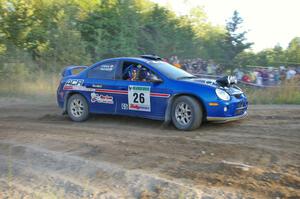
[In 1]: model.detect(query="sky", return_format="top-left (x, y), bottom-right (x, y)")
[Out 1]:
top-left (150, 0), bottom-right (300, 52)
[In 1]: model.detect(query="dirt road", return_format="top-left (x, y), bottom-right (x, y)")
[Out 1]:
top-left (0, 98), bottom-right (299, 199)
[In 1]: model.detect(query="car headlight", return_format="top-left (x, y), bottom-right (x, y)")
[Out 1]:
top-left (215, 88), bottom-right (230, 101)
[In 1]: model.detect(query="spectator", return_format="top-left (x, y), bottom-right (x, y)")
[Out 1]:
top-left (166, 56), bottom-right (299, 86)
top-left (286, 67), bottom-right (297, 80)
top-left (256, 71), bottom-right (263, 86)
top-left (261, 69), bottom-right (269, 85)
top-left (274, 69), bottom-right (280, 84)
top-left (170, 55), bottom-right (181, 68)
top-left (249, 71), bottom-right (256, 82)
top-left (234, 68), bottom-right (244, 81)
top-left (242, 74), bottom-right (251, 83)
top-left (280, 67), bottom-right (286, 82)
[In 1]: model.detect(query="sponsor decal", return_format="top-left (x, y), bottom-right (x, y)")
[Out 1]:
top-left (128, 85), bottom-right (151, 112)
top-left (99, 64), bottom-right (115, 71)
top-left (65, 79), bottom-right (84, 86)
top-left (129, 86), bottom-right (150, 91)
top-left (121, 103), bottom-right (129, 110)
top-left (129, 104), bottom-right (150, 111)
top-left (91, 93), bottom-right (114, 104)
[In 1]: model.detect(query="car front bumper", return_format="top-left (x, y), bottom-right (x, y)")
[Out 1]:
top-left (205, 93), bottom-right (248, 122)
top-left (207, 111), bottom-right (248, 122)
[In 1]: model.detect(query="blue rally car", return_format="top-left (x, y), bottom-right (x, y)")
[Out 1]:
top-left (57, 55), bottom-right (248, 130)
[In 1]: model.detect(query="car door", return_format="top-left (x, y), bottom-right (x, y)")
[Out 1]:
top-left (83, 61), bottom-right (118, 114)
top-left (114, 61), bottom-right (171, 120)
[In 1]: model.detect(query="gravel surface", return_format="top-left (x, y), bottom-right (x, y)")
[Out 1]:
top-left (0, 98), bottom-right (299, 198)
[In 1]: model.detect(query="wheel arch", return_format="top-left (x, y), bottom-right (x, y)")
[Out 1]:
top-left (63, 91), bottom-right (89, 114)
top-left (164, 93), bottom-right (207, 124)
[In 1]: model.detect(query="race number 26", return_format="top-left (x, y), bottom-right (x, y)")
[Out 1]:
top-left (133, 93), bottom-right (145, 103)
top-left (128, 85), bottom-right (150, 112)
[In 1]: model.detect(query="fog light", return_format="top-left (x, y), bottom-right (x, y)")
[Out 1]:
top-left (224, 106), bottom-right (228, 112)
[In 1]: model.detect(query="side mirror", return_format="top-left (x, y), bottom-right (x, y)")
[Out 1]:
top-left (149, 75), bottom-right (163, 83)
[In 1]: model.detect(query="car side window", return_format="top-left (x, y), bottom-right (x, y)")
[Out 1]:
top-left (122, 62), bottom-right (159, 82)
top-left (88, 62), bottom-right (117, 79)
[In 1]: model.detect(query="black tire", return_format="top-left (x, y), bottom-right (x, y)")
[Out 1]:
top-left (67, 94), bottom-right (89, 122)
top-left (171, 96), bottom-right (202, 130)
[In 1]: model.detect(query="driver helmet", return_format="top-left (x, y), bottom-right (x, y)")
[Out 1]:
top-left (124, 64), bottom-right (138, 80)
top-left (139, 67), bottom-right (151, 81)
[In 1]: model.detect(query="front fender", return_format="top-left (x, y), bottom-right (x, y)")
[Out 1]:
top-left (163, 93), bottom-right (208, 125)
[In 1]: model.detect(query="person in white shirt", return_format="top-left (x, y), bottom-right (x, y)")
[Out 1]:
top-left (286, 67), bottom-right (296, 80)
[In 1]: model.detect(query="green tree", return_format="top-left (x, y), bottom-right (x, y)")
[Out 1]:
top-left (0, 0), bottom-right (35, 49)
top-left (272, 44), bottom-right (287, 65)
top-left (37, 13), bottom-right (91, 71)
top-left (138, 5), bottom-right (174, 56)
top-left (251, 45), bottom-right (287, 67)
top-left (222, 10), bottom-right (253, 71)
top-left (286, 37), bottom-right (300, 66)
top-left (235, 51), bottom-right (257, 67)
top-left (78, 0), bottom-right (141, 60)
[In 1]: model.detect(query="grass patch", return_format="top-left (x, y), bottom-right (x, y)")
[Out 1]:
top-left (244, 80), bottom-right (300, 104)
top-left (0, 72), bottom-right (59, 100)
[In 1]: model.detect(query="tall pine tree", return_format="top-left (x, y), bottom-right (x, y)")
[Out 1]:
top-left (222, 10), bottom-right (253, 71)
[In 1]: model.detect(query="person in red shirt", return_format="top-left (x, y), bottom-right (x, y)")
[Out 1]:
top-left (242, 74), bottom-right (251, 83)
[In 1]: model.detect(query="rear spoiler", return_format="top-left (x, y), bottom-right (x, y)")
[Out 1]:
top-left (61, 66), bottom-right (88, 77)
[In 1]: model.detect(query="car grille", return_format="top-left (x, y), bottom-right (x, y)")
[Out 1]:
top-left (235, 100), bottom-right (247, 115)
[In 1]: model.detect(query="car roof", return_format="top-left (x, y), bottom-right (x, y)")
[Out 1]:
top-left (98, 57), bottom-right (151, 63)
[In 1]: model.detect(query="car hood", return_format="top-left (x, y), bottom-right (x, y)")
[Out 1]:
top-left (180, 78), bottom-right (218, 88)
top-left (180, 78), bottom-right (244, 95)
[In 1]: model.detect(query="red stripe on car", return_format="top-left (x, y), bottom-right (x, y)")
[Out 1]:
top-left (63, 86), bottom-right (170, 98)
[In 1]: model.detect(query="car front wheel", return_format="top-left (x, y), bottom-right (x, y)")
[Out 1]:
top-left (171, 96), bottom-right (202, 130)
top-left (67, 94), bottom-right (89, 122)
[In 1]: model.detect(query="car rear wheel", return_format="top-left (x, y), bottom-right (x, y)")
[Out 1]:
top-left (67, 94), bottom-right (89, 122)
top-left (171, 96), bottom-right (202, 130)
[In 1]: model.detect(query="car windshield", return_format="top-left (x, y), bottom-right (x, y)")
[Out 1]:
top-left (148, 61), bottom-right (195, 80)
